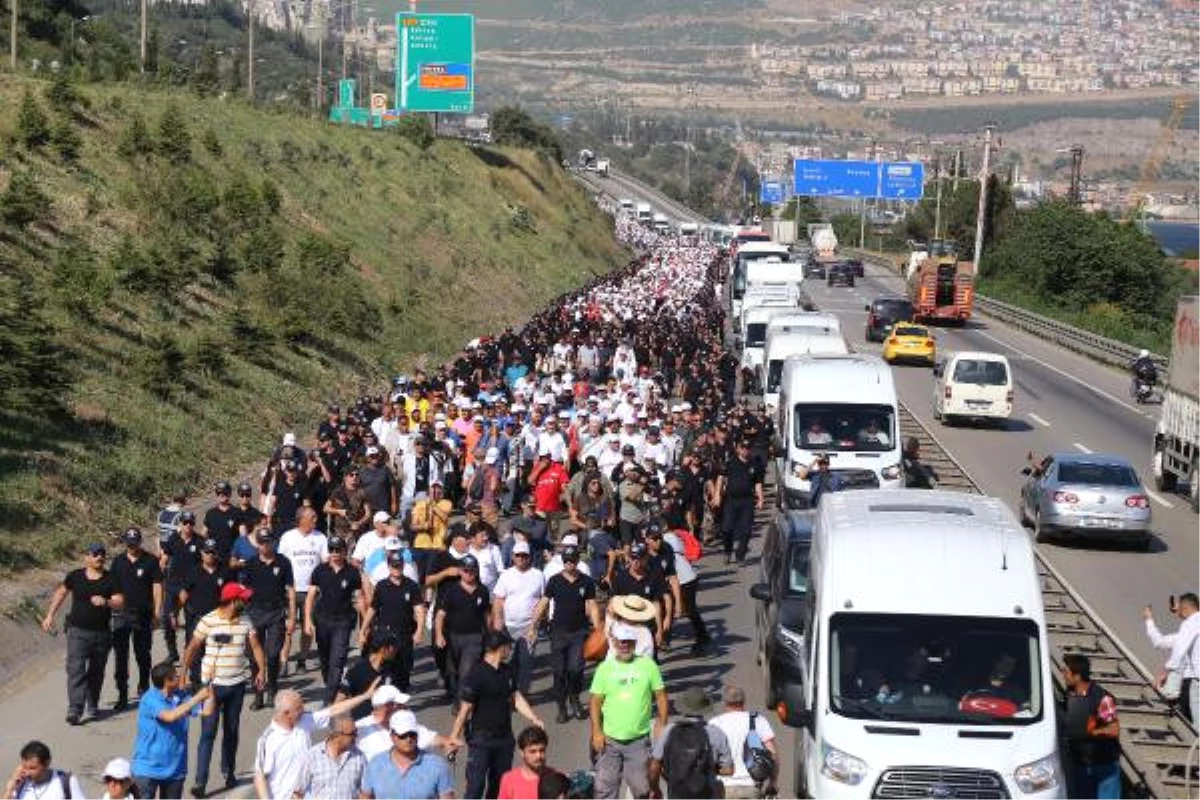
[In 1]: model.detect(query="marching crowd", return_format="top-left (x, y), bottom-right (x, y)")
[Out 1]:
top-left (15, 205), bottom-right (784, 800)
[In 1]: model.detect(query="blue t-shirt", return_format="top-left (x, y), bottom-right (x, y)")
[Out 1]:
top-left (362, 750), bottom-right (452, 800)
top-left (231, 535), bottom-right (258, 564)
top-left (131, 688), bottom-right (197, 779)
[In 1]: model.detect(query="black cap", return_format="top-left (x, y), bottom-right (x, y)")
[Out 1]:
top-left (460, 554), bottom-right (479, 572)
top-left (201, 538), bottom-right (219, 553)
top-left (122, 527), bottom-right (143, 545)
top-left (643, 521), bottom-right (663, 538)
top-left (629, 541), bottom-right (648, 559)
top-left (387, 550), bottom-right (405, 566)
top-left (562, 546), bottom-right (580, 562)
top-left (328, 404), bottom-right (341, 413)
top-left (328, 536), bottom-right (347, 551)
top-left (337, 423), bottom-right (350, 433)
top-left (215, 481), bottom-right (232, 494)
top-left (484, 630), bottom-right (514, 651)
top-left (179, 510), bottom-right (196, 523)
top-left (237, 482), bottom-right (253, 496)
top-left (622, 444), bottom-right (636, 455)
top-left (86, 542), bottom-right (107, 556)
top-left (255, 529), bottom-right (276, 544)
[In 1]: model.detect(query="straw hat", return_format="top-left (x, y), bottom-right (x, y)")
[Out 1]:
top-left (609, 594), bottom-right (657, 622)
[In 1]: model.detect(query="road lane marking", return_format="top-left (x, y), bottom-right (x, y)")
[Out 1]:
top-left (973, 330), bottom-right (1154, 418)
top-left (1072, 442), bottom-right (1093, 453)
top-left (1028, 412), bottom-right (1051, 427)
top-left (1145, 489), bottom-right (1176, 509)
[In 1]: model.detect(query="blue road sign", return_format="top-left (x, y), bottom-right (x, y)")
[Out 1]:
top-left (880, 161), bottom-right (925, 199)
top-left (793, 159), bottom-right (926, 200)
top-left (793, 159), bottom-right (879, 198)
top-left (760, 180), bottom-right (785, 204)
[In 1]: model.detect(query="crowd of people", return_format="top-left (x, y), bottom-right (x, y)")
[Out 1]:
top-left (21, 203), bottom-right (787, 800)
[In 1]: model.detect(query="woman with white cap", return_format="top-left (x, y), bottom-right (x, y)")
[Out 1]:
top-left (99, 759), bottom-right (138, 799)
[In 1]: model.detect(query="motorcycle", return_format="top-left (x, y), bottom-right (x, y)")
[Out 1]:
top-left (1131, 376), bottom-right (1155, 404)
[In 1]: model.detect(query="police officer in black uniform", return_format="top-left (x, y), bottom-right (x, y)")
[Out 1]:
top-left (433, 554), bottom-right (490, 702)
top-left (240, 529), bottom-right (295, 708)
top-left (159, 510), bottom-right (202, 662)
top-left (110, 527), bottom-right (163, 710)
top-left (232, 483), bottom-right (264, 541)
top-left (204, 482), bottom-right (240, 562)
top-left (535, 545), bottom-right (600, 722)
top-left (305, 536), bottom-right (365, 704)
top-left (718, 438), bottom-right (764, 564)
top-left (610, 540), bottom-right (671, 652)
top-left (179, 538), bottom-right (232, 685)
top-left (362, 550), bottom-right (426, 692)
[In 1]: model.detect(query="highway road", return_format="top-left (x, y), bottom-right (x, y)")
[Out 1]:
top-left (803, 266), bottom-right (1200, 677)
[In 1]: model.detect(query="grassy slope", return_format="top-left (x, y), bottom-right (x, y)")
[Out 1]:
top-left (0, 73), bottom-right (626, 571)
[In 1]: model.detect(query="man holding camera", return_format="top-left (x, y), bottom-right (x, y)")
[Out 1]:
top-left (1144, 592), bottom-right (1200, 724)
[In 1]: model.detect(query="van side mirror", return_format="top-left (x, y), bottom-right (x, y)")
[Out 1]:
top-left (863, 304), bottom-right (871, 312)
top-left (749, 584), bottom-right (772, 603)
top-left (1020, 467), bottom-right (1032, 476)
top-left (780, 706), bottom-right (813, 729)
top-left (932, 365), bottom-right (943, 377)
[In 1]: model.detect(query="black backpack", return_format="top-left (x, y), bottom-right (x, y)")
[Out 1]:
top-left (743, 711), bottom-right (776, 785)
top-left (662, 719), bottom-right (715, 798)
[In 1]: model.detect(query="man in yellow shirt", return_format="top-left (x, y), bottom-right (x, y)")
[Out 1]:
top-left (409, 481), bottom-right (453, 551)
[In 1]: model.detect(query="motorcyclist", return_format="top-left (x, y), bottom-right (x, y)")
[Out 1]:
top-left (1131, 349), bottom-right (1158, 400)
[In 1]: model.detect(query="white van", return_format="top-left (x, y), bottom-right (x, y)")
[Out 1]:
top-left (792, 490), bottom-right (1062, 799)
top-left (932, 351), bottom-right (1014, 426)
top-left (762, 332), bottom-right (849, 412)
top-left (738, 306), bottom-right (798, 371)
top-left (742, 282), bottom-right (802, 316)
top-left (775, 354), bottom-right (902, 509)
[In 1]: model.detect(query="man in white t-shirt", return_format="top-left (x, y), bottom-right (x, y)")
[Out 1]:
top-left (491, 541), bottom-right (545, 696)
top-left (277, 508), bottom-right (329, 673)
top-left (467, 525), bottom-right (504, 591)
top-left (708, 684), bottom-right (778, 799)
top-left (355, 686), bottom-right (461, 761)
top-left (252, 685), bottom-right (376, 799)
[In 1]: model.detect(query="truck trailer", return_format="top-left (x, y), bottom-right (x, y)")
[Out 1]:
top-left (1153, 295), bottom-right (1200, 511)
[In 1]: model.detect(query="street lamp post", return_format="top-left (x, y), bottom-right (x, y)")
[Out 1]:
top-left (10, 0), bottom-right (17, 70)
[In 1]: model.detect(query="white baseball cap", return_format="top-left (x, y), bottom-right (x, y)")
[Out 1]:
top-left (373, 510), bottom-right (391, 524)
top-left (102, 758), bottom-right (132, 781)
top-left (383, 536), bottom-right (402, 551)
top-left (561, 534), bottom-right (579, 547)
top-left (389, 709), bottom-right (420, 736)
top-left (612, 622), bottom-right (640, 642)
top-left (282, 432), bottom-right (297, 447)
top-left (513, 541), bottom-right (531, 556)
top-left (372, 685), bottom-right (411, 706)
top-left (484, 447), bottom-right (500, 464)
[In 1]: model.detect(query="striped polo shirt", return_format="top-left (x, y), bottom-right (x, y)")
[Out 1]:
top-left (193, 610), bottom-right (253, 686)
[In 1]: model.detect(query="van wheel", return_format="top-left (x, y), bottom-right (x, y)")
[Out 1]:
top-left (1136, 535), bottom-right (1152, 552)
top-left (943, 414), bottom-right (956, 427)
top-left (1018, 498), bottom-right (1031, 527)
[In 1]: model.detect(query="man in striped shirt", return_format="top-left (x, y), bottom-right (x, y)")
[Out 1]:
top-left (182, 582), bottom-right (267, 799)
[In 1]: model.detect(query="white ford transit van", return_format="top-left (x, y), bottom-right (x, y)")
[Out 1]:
top-left (933, 351), bottom-right (1014, 426)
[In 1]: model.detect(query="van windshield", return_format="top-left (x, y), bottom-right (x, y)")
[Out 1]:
top-left (830, 613), bottom-right (1043, 725)
top-left (746, 323), bottom-right (768, 347)
top-left (793, 403), bottom-right (895, 452)
top-left (953, 360), bottom-right (1008, 386)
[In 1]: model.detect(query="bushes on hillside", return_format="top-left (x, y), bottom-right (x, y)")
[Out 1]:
top-left (491, 106), bottom-right (564, 163)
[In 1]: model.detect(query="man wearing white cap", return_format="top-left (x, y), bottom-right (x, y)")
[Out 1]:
top-left (541, 534), bottom-right (592, 581)
top-left (356, 686), bottom-right (459, 761)
top-left (491, 541), bottom-right (545, 696)
top-left (99, 758), bottom-right (136, 800)
top-left (589, 622), bottom-right (668, 800)
top-left (360, 711), bottom-right (453, 799)
top-left (350, 512), bottom-right (392, 580)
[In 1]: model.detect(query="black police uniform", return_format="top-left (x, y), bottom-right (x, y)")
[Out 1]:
top-left (161, 531), bottom-right (203, 660)
top-left (437, 579), bottom-right (491, 697)
top-left (180, 561), bottom-right (233, 684)
top-left (369, 574), bottom-right (424, 691)
top-left (110, 550), bottom-right (162, 703)
top-left (543, 569), bottom-right (596, 717)
top-left (241, 553), bottom-right (294, 701)
top-left (309, 561), bottom-right (362, 704)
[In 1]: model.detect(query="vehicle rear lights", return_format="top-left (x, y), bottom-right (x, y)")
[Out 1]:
top-left (1006, 390), bottom-right (1014, 403)
top-left (1052, 491), bottom-right (1079, 504)
top-left (888, 337), bottom-right (898, 345)
top-left (1125, 495), bottom-right (1150, 509)
top-left (944, 386), bottom-right (952, 399)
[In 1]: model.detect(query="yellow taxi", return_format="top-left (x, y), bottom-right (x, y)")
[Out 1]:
top-left (882, 321), bottom-right (936, 366)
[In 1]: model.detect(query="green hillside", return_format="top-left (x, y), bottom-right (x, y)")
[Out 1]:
top-left (0, 73), bottom-right (626, 571)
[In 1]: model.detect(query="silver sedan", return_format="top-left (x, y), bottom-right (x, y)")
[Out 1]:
top-left (1019, 452), bottom-right (1152, 550)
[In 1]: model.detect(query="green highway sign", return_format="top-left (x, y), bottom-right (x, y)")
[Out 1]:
top-left (395, 13), bottom-right (475, 113)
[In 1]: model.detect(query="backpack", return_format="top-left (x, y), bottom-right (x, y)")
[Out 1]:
top-left (662, 719), bottom-right (715, 798)
top-left (675, 528), bottom-right (702, 563)
top-left (18, 770), bottom-right (72, 799)
top-left (742, 711), bottom-right (776, 785)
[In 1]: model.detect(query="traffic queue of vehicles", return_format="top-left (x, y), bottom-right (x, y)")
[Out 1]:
top-left (721, 232), bottom-right (1193, 798)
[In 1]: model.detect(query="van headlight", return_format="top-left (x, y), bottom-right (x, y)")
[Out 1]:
top-left (790, 460), bottom-right (806, 479)
top-left (881, 462), bottom-right (902, 481)
top-left (820, 741), bottom-right (867, 786)
top-left (1014, 753), bottom-right (1060, 794)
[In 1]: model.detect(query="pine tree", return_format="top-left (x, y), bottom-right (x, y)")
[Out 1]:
top-left (16, 90), bottom-right (50, 149)
top-left (156, 104), bottom-right (192, 165)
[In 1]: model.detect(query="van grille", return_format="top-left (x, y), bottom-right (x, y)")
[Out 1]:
top-left (831, 468), bottom-right (880, 489)
top-left (872, 766), bottom-right (1009, 799)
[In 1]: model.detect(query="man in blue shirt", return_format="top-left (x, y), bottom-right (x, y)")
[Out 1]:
top-left (131, 661), bottom-right (212, 798)
top-left (361, 710), bottom-right (454, 799)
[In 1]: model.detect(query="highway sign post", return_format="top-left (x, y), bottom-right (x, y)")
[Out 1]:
top-left (793, 159), bottom-right (926, 199)
top-left (396, 13), bottom-right (475, 113)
